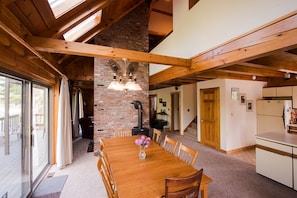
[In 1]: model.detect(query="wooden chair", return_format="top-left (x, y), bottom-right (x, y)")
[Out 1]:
top-left (165, 169), bottom-right (203, 198)
top-left (97, 157), bottom-right (118, 198)
top-left (99, 139), bottom-right (115, 187)
top-left (162, 135), bottom-right (178, 154)
top-left (98, 138), bottom-right (106, 155)
top-left (177, 142), bottom-right (199, 166)
top-left (152, 128), bottom-right (162, 145)
top-left (114, 128), bottom-right (132, 137)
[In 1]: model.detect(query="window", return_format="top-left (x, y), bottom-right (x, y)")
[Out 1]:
top-left (48, 0), bottom-right (86, 18)
top-left (63, 10), bottom-right (102, 41)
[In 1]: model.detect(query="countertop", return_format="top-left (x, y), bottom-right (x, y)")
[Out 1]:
top-left (256, 132), bottom-right (297, 147)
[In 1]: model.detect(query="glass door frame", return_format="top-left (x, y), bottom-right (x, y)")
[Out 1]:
top-left (31, 82), bottom-right (51, 187)
top-left (0, 71), bottom-right (52, 197)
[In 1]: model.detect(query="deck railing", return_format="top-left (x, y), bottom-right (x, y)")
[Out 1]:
top-left (0, 114), bottom-right (21, 136)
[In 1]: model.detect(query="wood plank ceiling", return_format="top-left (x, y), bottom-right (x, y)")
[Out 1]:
top-left (1, 0), bottom-right (297, 90)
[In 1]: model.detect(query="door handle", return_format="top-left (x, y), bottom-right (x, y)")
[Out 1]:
top-left (201, 120), bottom-right (203, 122)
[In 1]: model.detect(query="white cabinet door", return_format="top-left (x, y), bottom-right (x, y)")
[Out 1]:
top-left (276, 87), bottom-right (292, 96)
top-left (263, 87), bottom-right (292, 97)
top-left (263, 87), bottom-right (276, 97)
top-left (256, 115), bottom-right (286, 134)
top-left (256, 139), bottom-right (293, 188)
top-left (294, 147), bottom-right (297, 190)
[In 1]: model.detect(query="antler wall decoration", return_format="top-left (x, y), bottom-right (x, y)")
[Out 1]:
top-left (107, 58), bottom-right (142, 91)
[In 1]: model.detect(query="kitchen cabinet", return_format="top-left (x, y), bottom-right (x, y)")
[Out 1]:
top-left (262, 87), bottom-right (276, 97)
top-left (294, 147), bottom-right (297, 190)
top-left (277, 86), bottom-right (292, 96)
top-left (256, 138), bottom-right (293, 188)
top-left (262, 87), bottom-right (292, 97)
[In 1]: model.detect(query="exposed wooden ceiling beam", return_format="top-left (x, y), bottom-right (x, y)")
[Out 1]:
top-left (0, 21), bottom-right (64, 76)
top-left (219, 65), bottom-right (284, 77)
top-left (239, 62), bottom-right (297, 74)
top-left (149, 13), bottom-right (297, 85)
top-left (26, 36), bottom-right (191, 67)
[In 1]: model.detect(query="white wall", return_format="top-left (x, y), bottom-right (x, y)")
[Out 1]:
top-left (197, 79), bottom-right (267, 151)
top-left (149, 83), bottom-right (197, 133)
top-left (180, 83), bottom-right (197, 134)
top-left (150, 0), bottom-right (297, 75)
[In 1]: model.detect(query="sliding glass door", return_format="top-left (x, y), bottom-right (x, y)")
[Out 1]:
top-left (0, 74), bottom-right (50, 197)
top-left (32, 84), bottom-right (49, 182)
top-left (0, 75), bottom-right (30, 197)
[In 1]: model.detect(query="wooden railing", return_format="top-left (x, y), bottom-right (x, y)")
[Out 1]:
top-left (0, 114), bottom-right (21, 136)
top-left (0, 113), bottom-right (45, 136)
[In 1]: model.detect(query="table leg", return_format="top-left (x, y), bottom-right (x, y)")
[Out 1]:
top-left (200, 184), bottom-right (208, 198)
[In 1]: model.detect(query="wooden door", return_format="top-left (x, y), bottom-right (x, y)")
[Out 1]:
top-left (200, 88), bottom-right (220, 150)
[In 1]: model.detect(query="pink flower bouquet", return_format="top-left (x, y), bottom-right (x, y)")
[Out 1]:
top-left (135, 135), bottom-right (151, 148)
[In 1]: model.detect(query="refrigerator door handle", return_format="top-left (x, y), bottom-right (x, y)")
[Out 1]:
top-left (282, 108), bottom-right (285, 128)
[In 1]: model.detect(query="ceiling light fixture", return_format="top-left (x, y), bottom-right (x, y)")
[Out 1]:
top-left (284, 72), bottom-right (291, 80)
top-left (107, 58), bottom-right (142, 91)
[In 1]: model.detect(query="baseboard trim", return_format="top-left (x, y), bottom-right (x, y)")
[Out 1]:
top-left (224, 145), bottom-right (255, 154)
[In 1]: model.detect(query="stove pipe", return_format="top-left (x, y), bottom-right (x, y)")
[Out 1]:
top-left (131, 100), bottom-right (142, 129)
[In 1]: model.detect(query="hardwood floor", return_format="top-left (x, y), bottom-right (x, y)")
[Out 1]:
top-left (228, 148), bottom-right (256, 166)
top-left (184, 125), bottom-right (256, 166)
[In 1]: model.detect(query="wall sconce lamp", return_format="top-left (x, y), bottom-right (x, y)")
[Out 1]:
top-left (107, 58), bottom-right (142, 91)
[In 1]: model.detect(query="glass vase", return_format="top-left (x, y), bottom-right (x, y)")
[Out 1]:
top-left (139, 146), bottom-right (146, 160)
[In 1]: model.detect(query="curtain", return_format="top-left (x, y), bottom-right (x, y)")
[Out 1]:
top-left (72, 90), bottom-right (79, 138)
top-left (78, 90), bottom-right (84, 119)
top-left (78, 90), bottom-right (84, 134)
top-left (56, 76), bottom-right (73, 169)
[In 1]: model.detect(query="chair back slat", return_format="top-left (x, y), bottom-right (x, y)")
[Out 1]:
top-left (177, 142), bottom-right (199, 166)
top-left (162, 135), bottom-right (178, 154)
top-left (152, 128), bottom-right (162, 144)
top-left (114, 128), bottom-right (132, 137)
top-left (165, 169), bottom-right (203, 198)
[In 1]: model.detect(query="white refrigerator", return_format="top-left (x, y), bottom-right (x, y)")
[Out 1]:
top-left (256, 99), bottom-right (292, 134)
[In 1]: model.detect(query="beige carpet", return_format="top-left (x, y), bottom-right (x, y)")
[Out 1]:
top-left (48, 138), bottom-right (107, 198)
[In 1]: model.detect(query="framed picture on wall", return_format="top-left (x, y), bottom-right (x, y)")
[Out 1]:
top-left (239, 93), bottom-right (246, 104)
top-left (246, 100), bottom-right (253, 112)
top-left (231, 88), bottom-right (239, 100)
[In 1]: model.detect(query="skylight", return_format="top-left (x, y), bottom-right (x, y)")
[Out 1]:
top-left (63, 10), bottom-right (102, 41)
top-left (48, 0), bottom-right (86, 18)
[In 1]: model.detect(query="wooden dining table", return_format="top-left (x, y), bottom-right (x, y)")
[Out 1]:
top-left (102, 135), bottom-right (212, 198)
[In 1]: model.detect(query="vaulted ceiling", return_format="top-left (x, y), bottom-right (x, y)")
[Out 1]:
top-left (1, 0), bottom-right (297, 90)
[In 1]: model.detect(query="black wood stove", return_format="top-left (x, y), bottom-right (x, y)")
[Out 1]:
top-left (131, 100), bottom-right (149, 136)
